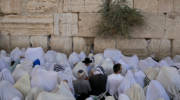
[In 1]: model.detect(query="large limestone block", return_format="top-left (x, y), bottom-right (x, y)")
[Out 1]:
top-left (53, 13), bottom-right (78, 36)
top-left (63, 0), bottom-right (84, 13)
top-left (94, 37), bottom-right (116, 53)
top-left (0, 15), bottom-right (53, 36)
top-left (84, 0), bottom-right (104, 12)
top-left (10, 36), bottom-right (30, 49)
top-left (73, 37), bottom-right (94, 53)
top-left (59, 13), bottom-right (78, 24)
top-left (30, 36), bottom-right (48, 51)
top-left (158, 0), bottom-right (173, 13)
top-left (25, 0), bottom-right (60, 14)
top-left (166, 15), bottom-right (180, 39)
top-left (148, 39), bottom-right (171, 58)
top-left (59, 13), bottom-right (78, 36)
top-left (58, 0), bottom-right (64, 13)
top-left (125, 0), bottom-right (133, 8)
top-left (173, 40), bottom-right (180, 55)
top-left (0, 34), bottom-right (10, 51)
top-left (0, 0), bottom-right (22, 14)
top-left (63, 0), bottom-right (102, 13)
top-left (130, 13), bottom-right (165, 39)
top-left (134, 0), bottom-right (158, 13)
top-left (174, 0), bottom-right (180, 14)
top-left (117, 39), bottom-right (147, 56)
top-left (50, 36), bottom-right (72, 54)
top-left (77, 13), bottom-right (101, 37)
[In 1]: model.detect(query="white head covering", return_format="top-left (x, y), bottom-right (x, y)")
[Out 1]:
top-left (77, 70), bottom-right (86, 79)
top-left (12, 97), bottom-right (21, 100)
top-left (93, 67), bottom-right (104, 75)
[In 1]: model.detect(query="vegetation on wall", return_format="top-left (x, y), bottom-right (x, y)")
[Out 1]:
top-left (0, 9), bottom-right (5, 16)
top-left (97, 0), bottom-right (144, 37)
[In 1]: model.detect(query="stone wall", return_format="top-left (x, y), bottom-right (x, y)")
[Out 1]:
top-left (0, 0), bottom-right (180, 58)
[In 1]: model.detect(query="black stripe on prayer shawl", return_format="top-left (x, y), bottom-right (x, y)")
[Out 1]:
top-left (144, 75), bottom-right (151, 87)
top-left (96, 66), bottom-right (105, 75)
top-left (54, 64), bottom-right (65, 72)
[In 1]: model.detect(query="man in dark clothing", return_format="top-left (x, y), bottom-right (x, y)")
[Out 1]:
top-left (73, 70), bottom-right (91, 100)
top-left (89, 66), bottom-right (107, 97)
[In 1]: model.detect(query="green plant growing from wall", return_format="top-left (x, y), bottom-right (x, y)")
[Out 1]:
top-left (0, 9), bottom-right (5, 16)
top-left (97, 0), bottom-right (144, 37)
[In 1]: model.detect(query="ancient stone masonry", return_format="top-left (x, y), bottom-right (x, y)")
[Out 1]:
top-left (0, 0), bottom-right (180, 58)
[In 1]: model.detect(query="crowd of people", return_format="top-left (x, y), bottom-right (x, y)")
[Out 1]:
top-left (0, 47), bottom-right (180, 100)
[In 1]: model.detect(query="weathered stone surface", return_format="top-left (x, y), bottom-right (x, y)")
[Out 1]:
top-left (0, 15), bottom-right (53, 36)
top-left (173, 40), bottom-right (180, 55)
top-left (50, 36), bottom-right (72, 54)
top-left (131, 13), bottom-right (165, 38)
top-left (73, 37), bottom-right (94, 53)
top-left (63, 0), bottom-right (84, 13)
top-left (84, 0), bottom-right (103, 12)
top-left (174, 0), bottom-right (180, 14)
top-left (58, 0), bottom-right (64, 13)
top-left (30, 36), bottom-right (48, 51)
top-left (126, 0), bottom-right (133, 8)
top-left (148, 39), bottom-right (171, 58)
top-left (0, 34), bottom-right (10, 51)
top-left (25, 0), bottom-right (59, 14)
top-left (134, 0), bottom-right (158, 13)
top-left (77, 13), bottom-right (101, 37)
top-left (10, 36), bottom-right (30, 50)
top-left (54, 14), bottom-right (60, 36)
top-left (158, 0), bottom-right (173, 13)
top-left (53, 13), bottom-right (78, 36)
top-left (0, 0), bottom-right (22, 14)
top-left (166, 15), bottom-right (180, 39)
top-left (94, 37), bottom-right (116, 53)
top-left (59, 13), bottom-right (78, 36)
top-left (63, 0), bottom-right (102, 13)
top-left (117, 39), bottom-right (147, 56)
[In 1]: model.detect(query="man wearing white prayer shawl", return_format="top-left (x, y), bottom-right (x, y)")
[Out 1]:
top-left (106, 64), bottom-right (124, 99)
top-left (146, 80), bottom-right (170, 100)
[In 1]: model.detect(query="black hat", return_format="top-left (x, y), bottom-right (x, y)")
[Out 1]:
top-left (82, 57), bottom-right (92, 64)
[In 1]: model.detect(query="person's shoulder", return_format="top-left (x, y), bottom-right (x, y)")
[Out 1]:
top-left (108, 73), bottom-right (115, 79)
top-left (117, 74), bottom-right (124, 79)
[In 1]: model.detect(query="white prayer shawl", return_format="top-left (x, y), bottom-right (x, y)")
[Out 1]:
top-left (69, 52), bottom-right (80, 68)
top-left (138, 57), bottom-right (159, 72)
top-left (25, 88), bottom-right (43, 100)
top-left (0, 81), bottom-right (23, 100)
top-left (144, 67), bottom-right (160, 80)
top-left (25, 47), bottom-right (45, 65)
top-left (44, 50), bottom-right (57, 63)
top-left (37, 92), bottom-right (75, 100)
top-left (156, 67), bottom-right (180, 100)
top-left (118, 94), bottom-right (130, 100)
top-left (146, 80), bottom-right (170, 100)
top-left (79, 51), bottom-right (86, 61)
top-left (133, 70), bottom-right (145, 87)
top-left (122, 55), bottom-right (139, 70)
top-left (31, 68), bottom-right (58, 92)
top-left (72, 62), bottom-right (88, 78)
top-left (94, 53), bottom-right (104, 67)
top-left (0, 68), bottom-right (15, 84)
top-left (104, 49), bottom-right (123, 63)
top-left (10, 47), bottom-right (23, 62)
top-left (102, 58), bottom-right (114, 75)
top-left (118, 71), bottom-right (137, 93)
top-left (125, 84), bottom-right (145, 100)
top-left (106, 73), bottom-right (124, 96)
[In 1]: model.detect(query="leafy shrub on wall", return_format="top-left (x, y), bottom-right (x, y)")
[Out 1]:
top-left (97, 0), bottom-right (144, 37)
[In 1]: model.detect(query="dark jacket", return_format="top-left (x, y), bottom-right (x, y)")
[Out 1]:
top-left (89, 74), bottom-right (107, 96)
top-left (73, 79), bottom-right (91, 100)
